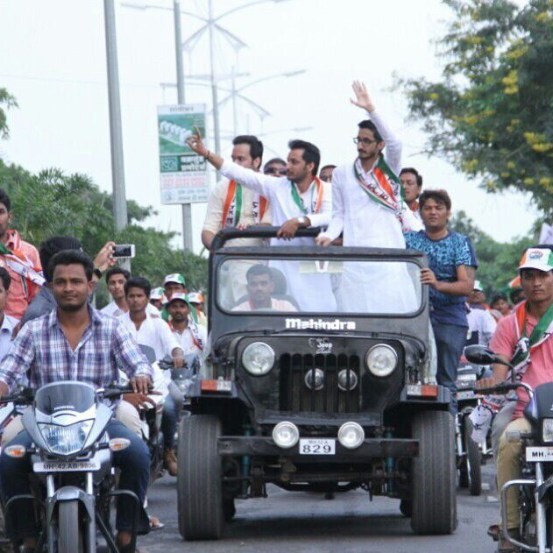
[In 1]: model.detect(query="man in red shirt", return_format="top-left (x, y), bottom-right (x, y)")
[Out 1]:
top-left (478, 246), bottom-right (553, 552)
top-left (0, 189), bottom-right (42, 319)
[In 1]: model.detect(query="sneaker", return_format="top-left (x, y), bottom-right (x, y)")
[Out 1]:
top-left (163, 448), bottom-right (178, 477)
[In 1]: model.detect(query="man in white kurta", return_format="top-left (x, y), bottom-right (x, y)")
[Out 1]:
top-left (188, 136), bottom-right (336, 312)
top-left (317, 82), bottom-right (418, 314)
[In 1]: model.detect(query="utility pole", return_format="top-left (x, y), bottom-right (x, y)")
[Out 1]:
top-left (173, 0), bottom-right (193, 252)
top-left (103, 0), bottom-right (128, 232)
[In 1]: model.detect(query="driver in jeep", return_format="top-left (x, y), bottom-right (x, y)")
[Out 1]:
top-left (233, 265), bottom-right (297, 312)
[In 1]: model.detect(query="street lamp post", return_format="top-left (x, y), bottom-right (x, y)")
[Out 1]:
top-left (104, 0), bottom-right (128, 232)
top-left (172, 0), bottom-right (193, 252)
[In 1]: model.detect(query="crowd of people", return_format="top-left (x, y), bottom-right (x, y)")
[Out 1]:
top-left (0, 80), bottom-right (542, 552)
top-left (190, 81), bottom-right (542, 553)
top-left (0, 192), bottom-right (208, 550)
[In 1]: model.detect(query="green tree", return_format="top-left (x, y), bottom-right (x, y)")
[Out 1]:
top-left (398, 0), bottom-right (553, 214)
top-left (0, 159), bottom-right (208, 304)
top-left (449, 210), bottom-right (532, 294)
top-left (0, 88), bottom-right (17, 140)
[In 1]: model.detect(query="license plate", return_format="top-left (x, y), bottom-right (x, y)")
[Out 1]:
top-left (526, 447), bottom-right (553, 462)
top-left (33, 459), bottom-right (101, 473)
top-left (299, 438), bottom-right (335, 455)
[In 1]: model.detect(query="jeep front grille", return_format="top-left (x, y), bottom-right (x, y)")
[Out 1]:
top-left (279, 353), bottom-right (361, 413)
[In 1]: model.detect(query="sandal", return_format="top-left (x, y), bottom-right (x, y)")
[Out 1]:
top-left (488, 523), bottom-right (500, 542)
top-left (149, 515), bottom-right (165, 531)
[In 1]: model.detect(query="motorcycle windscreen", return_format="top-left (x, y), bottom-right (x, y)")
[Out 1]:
top-left (35, 381), bottom-right (96, 415)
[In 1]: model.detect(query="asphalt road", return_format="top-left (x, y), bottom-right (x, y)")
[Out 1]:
top-left (139, 464), bottom-right (500, 553)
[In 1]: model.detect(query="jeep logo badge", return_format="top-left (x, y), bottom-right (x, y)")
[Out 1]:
top-left (308, 338), bottom-right (333, 354)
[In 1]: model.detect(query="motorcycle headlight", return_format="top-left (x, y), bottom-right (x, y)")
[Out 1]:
top-left (242, 342), bottom-right (275, 376)
top-left (366, 345), bottom-right (398, 378)
top-left (39, 420), bottom-right (94, 456)
top-left (542, 419), bottom-right (553, 444)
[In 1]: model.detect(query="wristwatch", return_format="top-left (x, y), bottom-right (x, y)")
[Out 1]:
top-left (297, 216), bottom-right (307, 226)
top-left (93, 267), bottom-right (103, 280)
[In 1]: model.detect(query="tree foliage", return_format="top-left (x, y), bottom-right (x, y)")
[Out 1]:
top-left (449, 210), bottom-right (532, 294)
top-left (0, 159), bottom-right (207, 303)
top-left (0, 88), bottom-right (17, 140)
top-left (398, 0), bottom-right (553, 214)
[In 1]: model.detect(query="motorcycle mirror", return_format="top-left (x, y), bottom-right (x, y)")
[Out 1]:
top-left (464, 345), bottom-right (507, 366)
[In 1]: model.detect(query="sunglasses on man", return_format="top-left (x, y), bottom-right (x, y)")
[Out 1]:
top-left (264, 166), bottom-right (287, 176)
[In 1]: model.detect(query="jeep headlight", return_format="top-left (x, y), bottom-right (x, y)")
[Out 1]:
top-left (366, 344), bottom-right (397, 377)
top-left (39, 420), bottom-right (94, 456)
top-left (242, 342), bottom-right (275, 376)
top-left (542, 419), bottom-right (553, 444)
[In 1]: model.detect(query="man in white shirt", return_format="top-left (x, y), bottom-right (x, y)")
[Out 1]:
top-left (315, 81), bottom-right (417, 313)
top-left (120, 276), bottom-right (184, 476)
top-left (166, 293), bottom-right (207, 354)
top-left (187, 133), bottom-right (336, 312)
top-left (466, 281), bottom-right (497, 347)
top-left (121, 277), bottom-right (183, 364)
top-left (101, 267), bottom-right (160, 319)
top-left (232, 265), bottom-right (298, 312)
top-left (399, 167), bottom-right (424, 229)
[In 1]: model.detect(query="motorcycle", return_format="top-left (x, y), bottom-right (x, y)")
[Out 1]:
top-left (465, 344), bottom-right (553, 553)
top-left (455, 362), bottom-right (491, 496)
top-left (159, 353), bottom-right (201, 406)
top-left (1, 381), bottom-right (142, 553)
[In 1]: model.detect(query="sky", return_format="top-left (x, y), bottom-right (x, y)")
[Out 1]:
top-left (0, 0), bottom-right (538, 254)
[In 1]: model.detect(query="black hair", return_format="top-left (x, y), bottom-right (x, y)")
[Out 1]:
top-left (263, 158), bottom-right (286, 172)
top-left (124, 276), bottom-right (151, 297)
top-left (233, 135), bottom-right (264, 162)
top-left (358, 120), bottom-right (383, 142)
top-left (510, 288), bottom-right (525, 305)
top-left (39, 236), bottom-right (83, 283)
top-left (246, 264), bottom-right (273, 282)
top-left (400, 167), bottom-right (423, 187)
top-left (490, 293), bottom-right (508, 306)
top-left (419, 189), bottom-right (452, 211)
top-left (0, 189), bottom-right (11, 212)
top-left (48, 250), bottom-right (94, 281)
top-left (105, 266), bottom-right (130, 284)
top-left (0, 267), bottom-right (11, 291)
top-left (288, 139), bottom-right (321, 176)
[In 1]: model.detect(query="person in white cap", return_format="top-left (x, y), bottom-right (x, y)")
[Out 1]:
top-left (163, 273), bottom-right (187, 300)
top-left (186, 291), bottom-right (207, 327)
top-left (466, 280), bottom-right (497, 347)
top-left (149, 286), bottom-right (166, 311)
top-left (477, 245), bottom-right (553, 551)
top-left (166, 293), bottom-right (207, 355)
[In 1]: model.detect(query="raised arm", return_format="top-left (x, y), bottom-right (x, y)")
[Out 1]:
top-left (351, 81), bottom-right (402, 175)
top-left (187, 131), bottom-right (274, 198)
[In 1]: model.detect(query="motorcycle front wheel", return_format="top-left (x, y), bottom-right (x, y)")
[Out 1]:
top-left (58, 500), bottom-right (84, 553)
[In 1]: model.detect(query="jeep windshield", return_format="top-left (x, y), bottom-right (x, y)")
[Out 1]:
top-left (217, 255), bottom-right (423, 315)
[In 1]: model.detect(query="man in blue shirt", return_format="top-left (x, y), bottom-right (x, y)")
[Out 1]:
top-left (405, 189), bottom-right (476, 414)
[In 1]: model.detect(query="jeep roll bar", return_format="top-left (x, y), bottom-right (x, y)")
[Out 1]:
top-left (211, 226), bottom-right (321, 251)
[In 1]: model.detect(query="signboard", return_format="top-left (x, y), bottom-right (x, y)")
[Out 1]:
top-left (158, 104), bottom-right (208, 204)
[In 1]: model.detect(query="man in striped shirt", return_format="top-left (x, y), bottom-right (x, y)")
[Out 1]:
top-left (0, 250), bottom-right (152, 552)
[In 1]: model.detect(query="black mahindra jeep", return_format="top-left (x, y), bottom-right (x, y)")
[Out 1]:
top-left (177, 227), bottom-right (456, 540)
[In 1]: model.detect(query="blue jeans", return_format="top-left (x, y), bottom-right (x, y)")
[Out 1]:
top-left (161, 392), bottom-right (178, 449)
top-left (0, 419), bottom-right (150, 539)
top-left (432, 322), bottom-right (468, 415)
